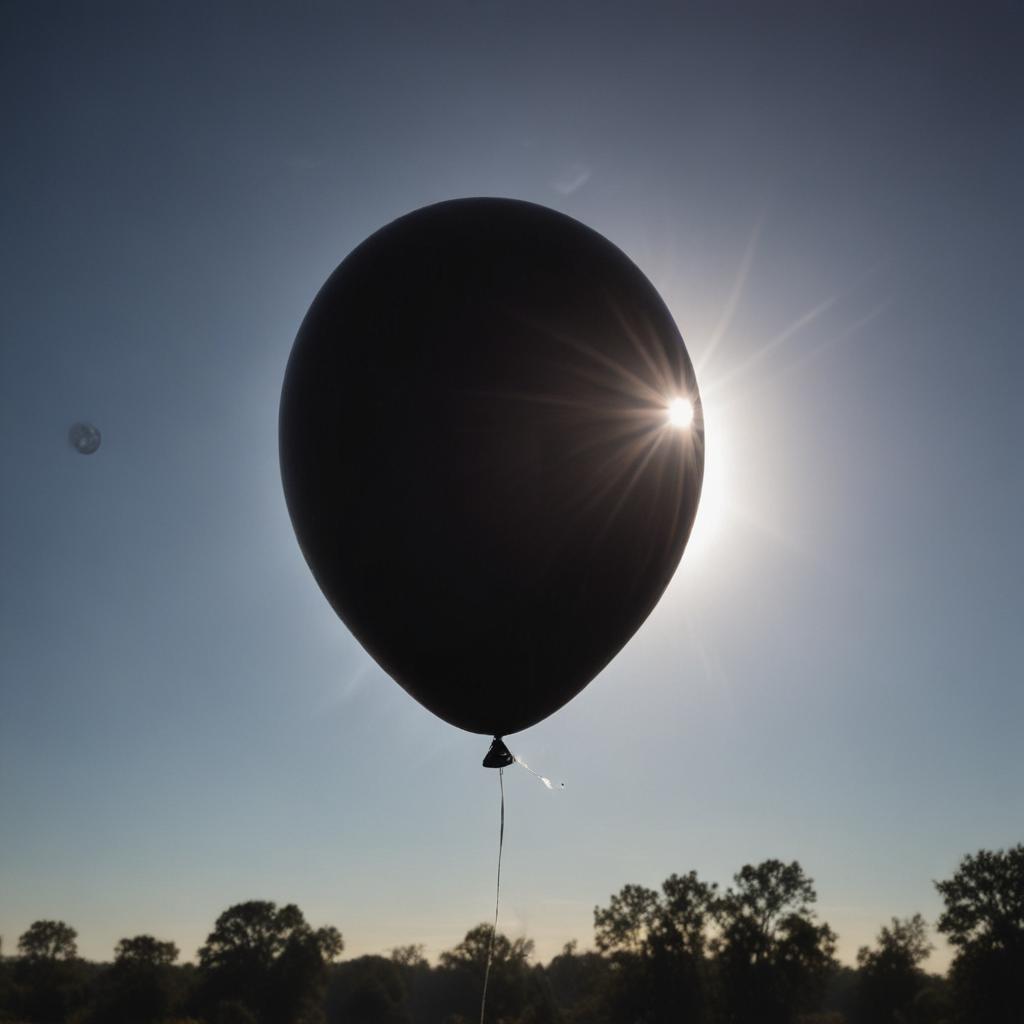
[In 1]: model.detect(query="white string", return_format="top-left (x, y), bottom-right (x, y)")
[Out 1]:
top-left (479, 749), bottom-right (562, 1023)
top-left (479, 766), bottom-right (504, 1024)
top-left (513, 755), bottom-right (565, 790)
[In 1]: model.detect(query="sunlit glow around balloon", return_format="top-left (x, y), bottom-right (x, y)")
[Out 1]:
top-left (667, 397), bottom-right (694, 428)
top-left (682, 396), bottom-right (725, 565)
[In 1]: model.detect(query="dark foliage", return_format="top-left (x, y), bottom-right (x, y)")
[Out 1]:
top-left (325, 956), bottom-right (411, 1024)
top-left (195, 900), bottom-right (343, 1024)
top-left (545, 941), bottom-right (611, 1023)
top-left (92, 934), bottom-right (183, 1024)
top-left (11, 921), bottom-right (87, 1024)
top-left (936, 844), bottom-right (1024, 1024)
top-left (435, 923), bottom-right (555, 1024)
top-left (714, 860), bottom-right (837, 1024)
top-left (593, 870), bottom-right (718, 1024)
top-left (4, 845), bottom-right (1020, 1024)
top-left (854, 914), bottom-right (932, 1023)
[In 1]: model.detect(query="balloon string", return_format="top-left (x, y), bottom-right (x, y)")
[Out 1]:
top-left (480, 766), bottom-right (504, 1024)
top-left (513, 755), bottom-right (565, 790)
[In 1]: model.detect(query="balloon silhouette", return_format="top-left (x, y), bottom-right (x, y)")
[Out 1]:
top-left (280, 198), bottom-right (703, 737)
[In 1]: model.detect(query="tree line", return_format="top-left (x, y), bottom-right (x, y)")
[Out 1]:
top-left (0, 844), bottom-right (1020, 1024)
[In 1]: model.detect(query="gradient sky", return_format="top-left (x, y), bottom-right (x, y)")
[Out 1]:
top-left (2, 1), bottom-right (1022, 973)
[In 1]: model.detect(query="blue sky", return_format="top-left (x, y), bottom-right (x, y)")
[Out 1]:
top-left (1, 1), bottom-right (1022, 971)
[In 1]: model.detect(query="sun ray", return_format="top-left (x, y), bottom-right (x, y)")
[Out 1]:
top-left (715, 301), bottom-right (893, 412)
top-left (551, 332), bottom-right (673, 408)
top-left (608, 299), bottom-right (679, 396)
top-left (703, 292), bottom-right (840, 397)
top-left (592, 429), bottom-right (671, 537)
top-left (755, 300), bottom-right (892, 386)
top-left (696, 217), bottom-right (764, 374)
top-left (515, 313), bottom-right (675, 408)
top-left (564, 425), bottom-right (669, 522)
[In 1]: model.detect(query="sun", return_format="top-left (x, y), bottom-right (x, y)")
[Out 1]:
top-left (667, 396), bottom-right (694, 429)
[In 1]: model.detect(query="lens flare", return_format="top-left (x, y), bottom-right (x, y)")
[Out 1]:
top-left (667, 397), bottom-right (694, 428)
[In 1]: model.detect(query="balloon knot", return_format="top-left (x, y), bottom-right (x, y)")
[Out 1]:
top-left (482, 737), bottom-right (514, 768)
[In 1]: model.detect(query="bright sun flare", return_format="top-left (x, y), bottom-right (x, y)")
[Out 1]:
top-left (667, 396), bottom-right (694, 428)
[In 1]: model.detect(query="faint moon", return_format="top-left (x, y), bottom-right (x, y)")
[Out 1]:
top-left (68, 422), bottom-right (101, 454)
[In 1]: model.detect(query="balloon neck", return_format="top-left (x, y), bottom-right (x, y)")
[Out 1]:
top-left (482, 737), bottom-right (514, 769)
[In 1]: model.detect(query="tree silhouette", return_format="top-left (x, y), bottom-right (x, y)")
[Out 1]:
top-left (544, 941), bottom-right (611, 1024)
top-left (325, 955), bottom-right (411, 1024)
top-left (854, 914), bottom-right (932, 1023)
top-left (437, 923), bottom-right (551, 1024)
top-left (6, 851), bottom-right (1021, 1024)
top-left (390, 944), bottom-right (428, 969)
top-left (936, 844), bottom-right (1024, 1023)
top-left (115, 934), bottom-right (179, 966)
top-left (94, 934), bottom-right (182, 1024)
top-left (594, 883), bottom-right (660, 956)
top-left (14, 920), bottom-right (85, 1024)
top-left (440, 923), bottom-right (535, 974)
top-left (196, 900), bottom-right (343, 1024)
top-left (17, 920), bottom-right (78, 963)
top-left (714, 860), bottom-right (836, 1024)
top-left (594, 871), bottom-right (718, 1024)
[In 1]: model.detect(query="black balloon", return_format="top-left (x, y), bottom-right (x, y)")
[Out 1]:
top-left (280, 198), bottom-right (703, 736)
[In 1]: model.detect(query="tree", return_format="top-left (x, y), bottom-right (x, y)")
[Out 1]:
top-left (115, 934), bottom-right (180, 967)
top-left (545, 941), bottom-right (612, 1024)
top-left (95, 934), bottom-right (183, 1024)
top-left (936, 845), bottom-right (1024, 953)
top-left (17, 920), bottom-right (77, 963)
top-left (196, 900), bottom-right (343, 1024)
top-left (14, 920), bottom-right (85, 1024)
top-left (385, 945), bottom-right (433, 1024)
top-left (656, 871), bottom-right (720, 960)
top-left (439, 923), bottom-right (534, 976)
top-left (325, 956), bottom-right (411, 1024)
top-left (594, 883), bottom-right (660, 956)
top-left (854, 914), bottom-right (932, 1023)
top-left (595, 872), bottom-right (719, 961)
top-left (935, 844), bottom-right (1024, 1023)
top-left (714, 860), bottom-right (836, 1024)
top-left (0, 938), bottom-right (13, 1022)
top-left (390, 945), bottom-right (428, 969)
top-left (437, 924), bottom-right (549, 1023)
top-left (594, 871), bottom-right (719, 1024)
